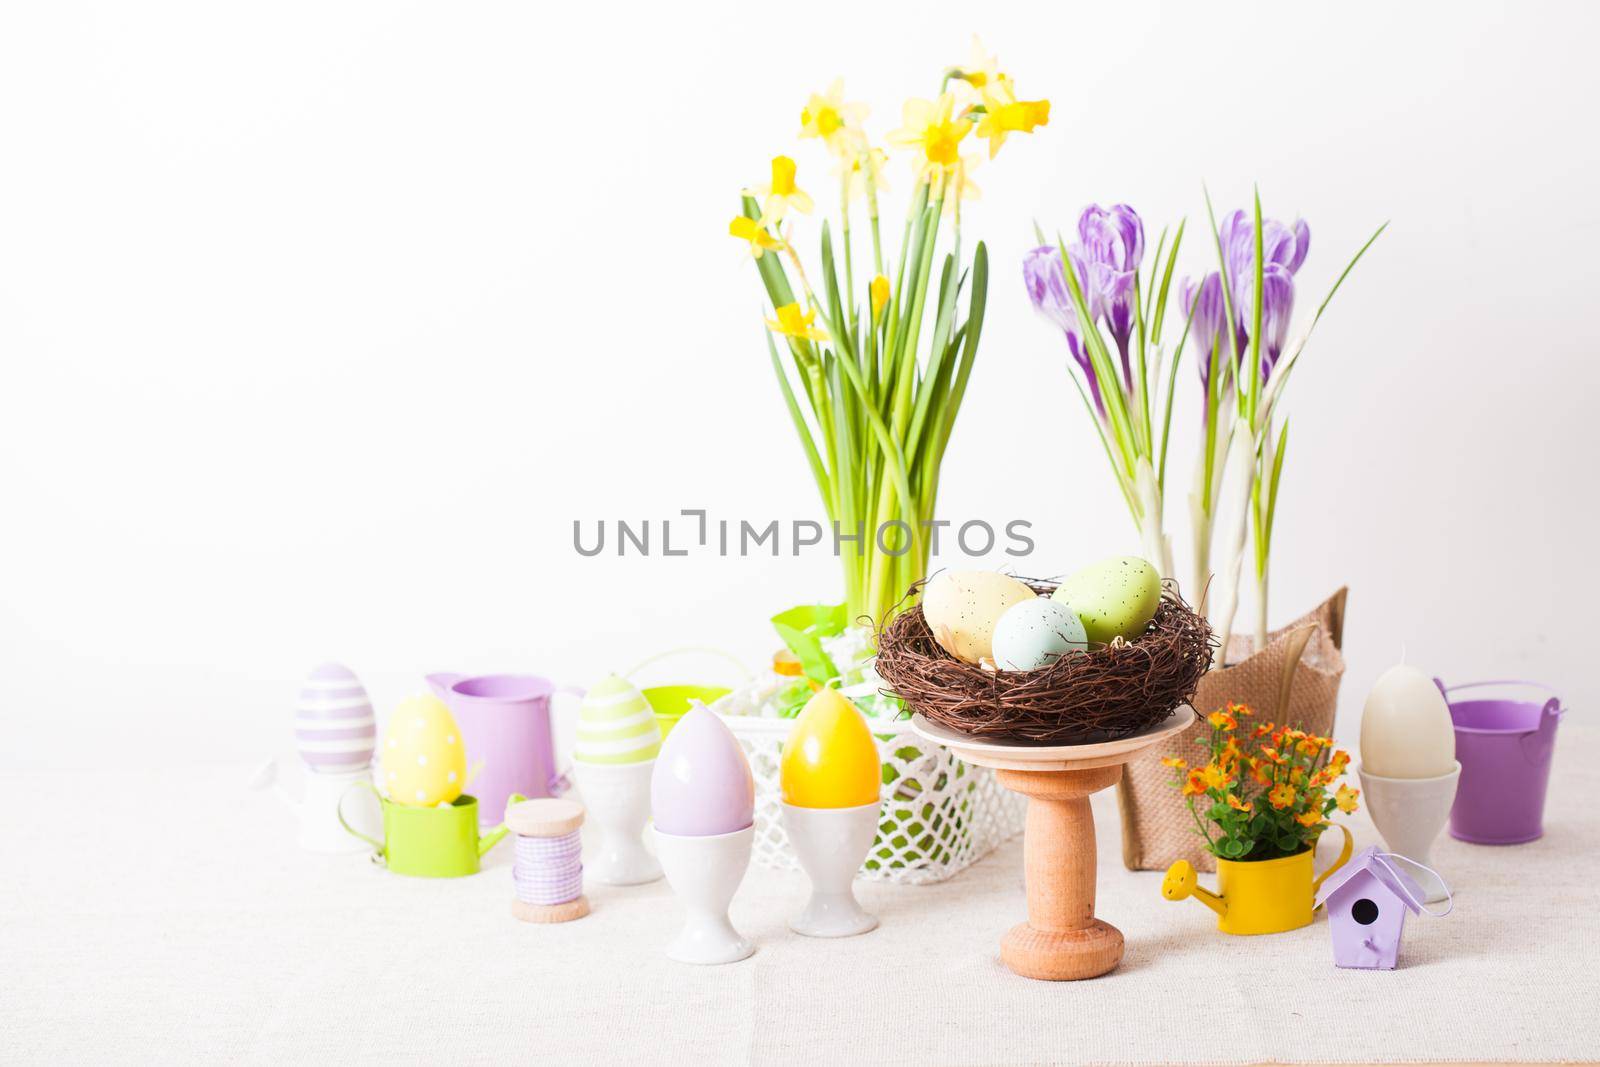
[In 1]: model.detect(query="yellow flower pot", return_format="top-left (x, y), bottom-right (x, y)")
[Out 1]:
top-left (1162, 826), bottom-right (1353, 935)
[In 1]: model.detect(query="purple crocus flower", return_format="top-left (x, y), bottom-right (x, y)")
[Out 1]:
top-left (1023, 244), bottom-right (1105, 416)
top-left (1258, 264), bottom-right (1295, 377)
top-left (1179, 272), bottom-right (1227, 411)
top-left (1218, 209), bottom-right (1309, 380)
top-left (1074, 204), bottom-right (1144, 388)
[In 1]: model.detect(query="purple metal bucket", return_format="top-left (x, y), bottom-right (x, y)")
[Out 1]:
top-left (426, 673), bottom-right (576, 828)
top-left (1435, 679), bottom-right (1564, 845)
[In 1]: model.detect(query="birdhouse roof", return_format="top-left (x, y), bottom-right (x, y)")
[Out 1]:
top-left (1315, 845), bottom-right (1425, 915)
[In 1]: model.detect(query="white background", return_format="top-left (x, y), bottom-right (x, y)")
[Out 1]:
top-left (2, 1), bottom-right (1594, 770)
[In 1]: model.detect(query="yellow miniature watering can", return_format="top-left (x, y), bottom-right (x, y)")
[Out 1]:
top-left (1162, 826), bottom-right (1353, 935)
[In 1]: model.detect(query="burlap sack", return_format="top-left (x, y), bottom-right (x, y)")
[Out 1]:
top-left (1116, 588), bottom-right (1348, 872)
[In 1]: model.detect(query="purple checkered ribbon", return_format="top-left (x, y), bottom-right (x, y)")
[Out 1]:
top-left (512, 831), bottom-right (583, 906)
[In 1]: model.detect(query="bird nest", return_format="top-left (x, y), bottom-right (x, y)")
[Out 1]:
top-left (874, 578), bottom-right (1215, 745)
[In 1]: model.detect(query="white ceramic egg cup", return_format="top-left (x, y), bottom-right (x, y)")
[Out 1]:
top-left (1357, 761), bottom-right (1461, 904)
top-left (653, 825), bottom-right (755, 965)
top-left (780, 801), bottom-right (881, 937)
top-left (571, 759), bottom-right (662, 885)
top-left (252, 761), bottom-right (380, 854)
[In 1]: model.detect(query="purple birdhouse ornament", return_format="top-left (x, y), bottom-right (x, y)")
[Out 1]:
top-left (1315, 846), bottom-right (1452, 969)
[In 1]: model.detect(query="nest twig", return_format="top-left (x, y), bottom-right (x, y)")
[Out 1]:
top-left (874, 578), bottom-right (1215, 745)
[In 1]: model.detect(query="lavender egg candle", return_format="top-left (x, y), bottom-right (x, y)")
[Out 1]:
top-left (650, 705), bottom-right (755, 837)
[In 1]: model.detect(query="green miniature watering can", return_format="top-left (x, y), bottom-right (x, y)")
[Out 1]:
top-left (338, 783), bottom-right (524, 877)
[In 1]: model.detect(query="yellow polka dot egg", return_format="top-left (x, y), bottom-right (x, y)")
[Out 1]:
top-left (382, 694), bottom-right (467, 806)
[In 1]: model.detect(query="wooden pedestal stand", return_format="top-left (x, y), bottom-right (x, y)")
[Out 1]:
top-left (911, 708), bottom-right (1195, 981)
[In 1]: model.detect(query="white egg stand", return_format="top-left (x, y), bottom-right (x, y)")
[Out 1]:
top-left (780, 800), bottom-right (881, 937)
top-left (653, 825), bottom-right (756, 965)
top-left (570, 758), bottom-right (662, 885)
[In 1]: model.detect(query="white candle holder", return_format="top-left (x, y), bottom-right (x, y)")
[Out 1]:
top-left (780, 801), bottom-right (881, 937)
top-left (572, 759), bottom-right (662, 885)
top-left (653, 825), bottom-right (755, 965)
top-left (1357, 761), bottom-right (1460, 904)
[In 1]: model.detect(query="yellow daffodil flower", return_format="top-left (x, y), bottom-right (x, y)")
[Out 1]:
top-left (1268, 782), bottom-right (1296, 810)
top-left (834, 144), bottom-right (890, 202)
top-left (729, 216), bottom-right (785, 259)
top-left (974, 81), bottom-right (1050, 160)
top-left (766, 302), bottom-right (829, 343)
top-left (870, 274), bottom-right (890, 319)
top-left (1335, 784), bottom-right (1360, 813)
top-left (744, 156), bottom-right (814, 227)
top-left (959, 37), bottom-right (1002, 91)
top-left (800, 79), bottom-right (868, 155)
top-left (886, 92), bottom-right (972, 185)
top-left (943, 158), bottom-right (981, 204)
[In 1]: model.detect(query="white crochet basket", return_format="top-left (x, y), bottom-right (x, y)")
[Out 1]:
top-left (722, 714), bottom-right (1024, 885)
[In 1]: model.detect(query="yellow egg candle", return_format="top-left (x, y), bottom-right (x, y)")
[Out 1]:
top-left (382, 694), bottom-right (468, 806)
top-left (780, 688), bottom-right (880, 809)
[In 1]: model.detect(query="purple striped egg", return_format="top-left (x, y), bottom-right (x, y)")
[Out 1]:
top-left (295, 662), bottom-right (376, 773)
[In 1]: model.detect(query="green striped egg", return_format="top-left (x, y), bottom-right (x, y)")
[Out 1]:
top-left (573, 675), bottom-right (661, 765)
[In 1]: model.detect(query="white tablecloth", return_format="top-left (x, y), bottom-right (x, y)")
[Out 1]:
top-left (6, 720), bottom-right (1596, 1065)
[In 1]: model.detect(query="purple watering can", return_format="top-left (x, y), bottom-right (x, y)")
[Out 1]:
top-left (1434, 679), bottom-right (1565, 845)
top-left (427, 673), bottom-right (580, 828)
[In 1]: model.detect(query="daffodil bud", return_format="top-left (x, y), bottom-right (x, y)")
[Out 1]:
top-left (870, 275), bottom-right (890, 319)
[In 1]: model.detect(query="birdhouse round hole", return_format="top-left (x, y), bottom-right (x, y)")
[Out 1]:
top-left (1351, 898), bottom-right (1379, 925)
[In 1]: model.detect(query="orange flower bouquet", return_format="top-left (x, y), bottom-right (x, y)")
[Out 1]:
top-left (1164, 703), bottom-right (1358, 861)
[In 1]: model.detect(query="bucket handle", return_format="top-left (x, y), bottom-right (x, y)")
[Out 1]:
top-left (624, 646), bottom-right (752, 685)
top-left (1434, 678), bottom-right (1564, 711)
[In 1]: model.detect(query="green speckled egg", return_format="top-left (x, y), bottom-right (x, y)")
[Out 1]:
top-left (1051, 557), bottom-right (1161, 645)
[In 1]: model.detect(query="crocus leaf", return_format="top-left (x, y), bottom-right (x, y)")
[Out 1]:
top-left (1249, 186), bottom-right (1265, 424)
top-left (1310, 221), bottom-right (1388, 332)
top-left (1145, 226), bottom-right (1169, 326)
top-left (1264, 418), bottom-right (1289, 554)
top-left (1151, 218), bottom-right (1185, 345)
top-left (1157, 283), bottom-right (1197, 492)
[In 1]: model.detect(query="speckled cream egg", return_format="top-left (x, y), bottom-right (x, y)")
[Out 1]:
top-left (381, 694), bottom-right (468, 807)
top-left (991, 598), bottom-right (1088, 672)
top-left (921, 571), bottom-right (1037, 665)
top-left (1051, 556), bottom-right (1161, 644)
